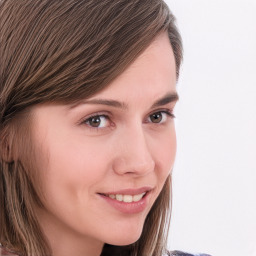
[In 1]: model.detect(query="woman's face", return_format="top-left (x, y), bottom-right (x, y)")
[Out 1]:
top-left (32, 32), bottom-right (178, 252)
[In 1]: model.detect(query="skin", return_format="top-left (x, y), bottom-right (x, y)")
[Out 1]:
top-left (32, 32), bottom-right (178, 256)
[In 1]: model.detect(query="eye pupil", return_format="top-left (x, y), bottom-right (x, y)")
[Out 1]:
top-left (89, 116), bottom-right (101, 127)
top-left (150, 112), bottom-right (162, 123)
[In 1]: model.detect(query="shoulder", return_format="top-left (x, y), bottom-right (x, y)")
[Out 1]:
top-left (165, 251), bottom-right (212, 256)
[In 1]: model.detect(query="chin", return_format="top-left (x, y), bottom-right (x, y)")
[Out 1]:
top-left (104, 227), bottom-right (143, 246)
top-left (107, 237), bottom-right (140, 246)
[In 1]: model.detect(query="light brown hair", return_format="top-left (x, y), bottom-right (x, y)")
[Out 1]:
top-left (0, 0), bottom-right (182, 255)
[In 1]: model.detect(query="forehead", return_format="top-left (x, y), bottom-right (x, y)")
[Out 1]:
top-left (85, 32), bottom-right (176, 103)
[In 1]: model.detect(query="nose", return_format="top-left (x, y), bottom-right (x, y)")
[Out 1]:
top-left (112, 124), bottom-right (155, 176)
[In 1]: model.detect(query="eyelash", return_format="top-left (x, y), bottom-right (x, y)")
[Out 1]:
top-left (80, 109), bottom-right (175, 130)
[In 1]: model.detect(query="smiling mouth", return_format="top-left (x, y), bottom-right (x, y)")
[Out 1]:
top-left (99, 192), bottom-right (147, 203)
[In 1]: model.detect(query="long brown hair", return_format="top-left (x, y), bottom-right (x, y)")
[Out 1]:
top-left (0, 0), bottom-right (183, 255)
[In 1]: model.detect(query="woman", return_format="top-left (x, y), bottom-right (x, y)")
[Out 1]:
top-left (0, 0), bottom-right (207, 256)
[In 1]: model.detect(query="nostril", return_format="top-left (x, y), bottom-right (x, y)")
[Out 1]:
top-left (113, 161), bottom-right (154, 175)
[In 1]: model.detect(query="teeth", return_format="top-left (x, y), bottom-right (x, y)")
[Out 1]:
top-left (107, 192), bottom-right (146, 203)
top-left (123, 195), bottom-right (133, 203)
top-left (133, 193), bottom-right (145, 202)
top-left (109, 194), bottom-right (116, 199)
top-left (116, 194), bottom-right (123, 201)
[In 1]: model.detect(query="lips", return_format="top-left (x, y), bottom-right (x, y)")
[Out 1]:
top-left (100, 192), bottom-right (147, 203)
top-left (97, 187), bottom-right (153, 214)
top-left (99, 186), bottom-right (153, 196)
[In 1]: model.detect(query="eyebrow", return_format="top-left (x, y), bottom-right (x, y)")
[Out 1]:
top-left (75, 99), bottom-right (127, 109)
top-left (70, 92), bottom-right (179, 110)
top-left (151, 92), bottom-right (179, 108)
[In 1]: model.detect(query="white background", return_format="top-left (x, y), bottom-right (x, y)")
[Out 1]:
top-left (165, 1), bottom-right (256, 256)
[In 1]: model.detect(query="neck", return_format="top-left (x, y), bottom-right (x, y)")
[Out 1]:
top-left (49, 236), bottom-right (103, 256)
top-left (49, 233), bottom-right (103, 256)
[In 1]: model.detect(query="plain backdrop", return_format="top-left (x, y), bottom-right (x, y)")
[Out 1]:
top-left (165, 1), bottom-right (256, 256)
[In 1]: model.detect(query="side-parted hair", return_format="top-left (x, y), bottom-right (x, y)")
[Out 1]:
top-left (0, 0), bottom-right (183, 255)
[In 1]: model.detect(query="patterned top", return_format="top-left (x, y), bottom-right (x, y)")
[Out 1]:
top-left (0, 246), bottom-right (211, 256)
top-left (0, 247), bottom-right (18, 256)
top-left (168, 251), bottom-right (211, 256)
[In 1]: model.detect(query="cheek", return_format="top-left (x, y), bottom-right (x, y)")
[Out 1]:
top-left (151, 127), bottom-right (176, 179)
top-left (37, 133), bottom-right (111, 202)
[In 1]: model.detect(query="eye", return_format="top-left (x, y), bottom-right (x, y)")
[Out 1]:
top-left (148, 111), bottom-right (174, 124)
top-left (84, 115), bottom-right (109, 128)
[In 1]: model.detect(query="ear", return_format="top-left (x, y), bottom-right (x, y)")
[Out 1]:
top-left (0, 126), bottom-right (15, 163)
